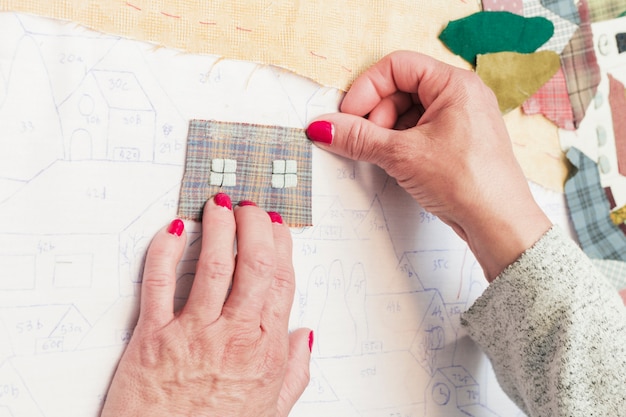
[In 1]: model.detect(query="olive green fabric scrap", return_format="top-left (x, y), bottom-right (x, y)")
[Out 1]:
top-left (438, 11), bottom-right (554, 65)
top-left (476, 51), bottom-right (561, 113)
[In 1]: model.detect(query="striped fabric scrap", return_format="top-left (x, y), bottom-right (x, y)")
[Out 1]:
top-left (560, 0), bottom-right (601, 128)
top-left (565, 147), bottom-right (626, 262)
top-left (177, 120), bottom-right (312, 227)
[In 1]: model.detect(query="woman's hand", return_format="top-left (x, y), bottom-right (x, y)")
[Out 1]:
top-left (101, 194), bottom-right (312, 417)
top-left (307, 51), bottom-right (552, 281)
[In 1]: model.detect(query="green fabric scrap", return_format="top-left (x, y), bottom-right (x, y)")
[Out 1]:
top-left (476, 51), bottom-right (561, 113)
top-left (438, 11), bottom-right (554, 65)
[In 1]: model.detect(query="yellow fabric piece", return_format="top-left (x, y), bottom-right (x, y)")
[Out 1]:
top-left (611, 205), bottom-right (626, 226)
top-left (476, 51), bottom-right (561, 114)
top-left (0, 0), bottom-right (479, 91)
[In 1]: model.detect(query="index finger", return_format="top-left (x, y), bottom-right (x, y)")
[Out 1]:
top-left (340, 51), bottom-right (457, 116)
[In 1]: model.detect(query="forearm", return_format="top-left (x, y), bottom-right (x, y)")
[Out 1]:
top-left (461, 226), bottom-right (626, 415)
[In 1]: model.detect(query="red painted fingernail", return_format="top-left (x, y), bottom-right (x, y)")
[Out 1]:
top-left (268, 211), bottom-right (283, 224)
top-left (214, 193), bottom-right (232, 210)
top-left (308, 330), bottom-right (314, 353)
top-left (167, 219), bottom-right (184, 236)
top-left (306, 120), bottom-right (333, 144)
top-left (238, 200), bottom-right (256, 207)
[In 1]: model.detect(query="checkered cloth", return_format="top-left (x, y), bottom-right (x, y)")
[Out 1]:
top-left (565, 147), bottom-right (626, 262)
top-left (540, 0), bottom-right (581, 24)
top-left (592, 259), bottom-right (626, 290)
top-left (178, 120), bottom-right (312, 227)
top-left (587, 0), bottom-right (626, 22)
top-left (522, 67), bottom-right (576, 129)
top-left (560, 0), bottom-right (601, 128)
top-left (524, 0), bottom-right (579, 53)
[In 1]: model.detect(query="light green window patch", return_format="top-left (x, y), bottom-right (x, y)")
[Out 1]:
top-left (210, 158), bottom-right (237, 187)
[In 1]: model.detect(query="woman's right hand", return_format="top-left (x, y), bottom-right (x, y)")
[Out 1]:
top-left (307, 51), bottom-right (552, 281)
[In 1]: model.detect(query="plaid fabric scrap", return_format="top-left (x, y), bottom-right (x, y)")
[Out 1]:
top-left (522, 67), bottom-right (576, 129)
top-left (560, 0), bottom-right (601, 128)
top-left (565, 147), bottom-right (626, 262)
top-left (177, 120), bottom-right (312, 227)
top-left (540, 0), bottom-right (581, 24)
top-left (524, 0), bottom-right (579, 53)
top-left (587, 0), bottom-right (626, 22)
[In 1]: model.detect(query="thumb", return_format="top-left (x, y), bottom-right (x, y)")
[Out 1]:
top-left (276, 328), bottom-right (313, 417)
top-left (306, 114), bottom-right (398, 167)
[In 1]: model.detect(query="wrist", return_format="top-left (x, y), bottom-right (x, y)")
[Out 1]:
top-left (461, 198), bottom-right (552, 282)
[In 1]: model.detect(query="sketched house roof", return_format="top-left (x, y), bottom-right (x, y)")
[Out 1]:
top-left (59, 70), bottom-right (156, 162)
top-left (178, 119), bottom-right (312, 227)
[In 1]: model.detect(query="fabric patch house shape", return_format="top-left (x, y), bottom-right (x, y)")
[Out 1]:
top-left (178, 120), bottom-right (312, 227)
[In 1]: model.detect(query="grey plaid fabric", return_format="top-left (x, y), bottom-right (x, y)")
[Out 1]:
top-left (540, 0), bottom-right (581, 24)
top-left (178, 120), bottom-right (312, 227)
top-left (565, 147), bottom-right (626, 262)
top-left (524, 0), bottom-right (579, 53)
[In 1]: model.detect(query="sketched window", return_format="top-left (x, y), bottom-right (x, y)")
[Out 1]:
top-left (209, 158), bottom-right (237, 187)
top-left (271, 160), bottom-right (297, 188)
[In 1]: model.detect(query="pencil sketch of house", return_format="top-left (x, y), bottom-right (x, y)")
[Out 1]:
top-left (59, 70), bottom-right (156, 162)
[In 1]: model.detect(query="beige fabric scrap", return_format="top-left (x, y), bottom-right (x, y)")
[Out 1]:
top-left (0, 0), bottom-right (479, 91)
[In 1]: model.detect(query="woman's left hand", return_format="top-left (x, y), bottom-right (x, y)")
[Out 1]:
top-left (101, 194), bottom-right (312, 417)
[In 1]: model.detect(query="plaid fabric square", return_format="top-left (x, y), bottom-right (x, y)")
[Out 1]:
top-left (560, 0), bottom-right (601, 128)
top-left (565, 147), bottom-right (626, 262)
top-left (540, 0), bottom-right (581, 24)
top-left (524, 0), bottom-right (579, 53)
top-left (587, 0), bottom-right (626, 22)
top-left (177, 120), bottom-right (312, 227)
top-left (522, 67), bottom-right (576, 129)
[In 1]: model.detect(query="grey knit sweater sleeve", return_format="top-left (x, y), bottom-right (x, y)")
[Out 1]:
top-left (460, 226), bottom-right (626, 416)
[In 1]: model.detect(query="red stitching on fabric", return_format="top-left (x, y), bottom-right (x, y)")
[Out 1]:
top-left (125, 2), bottom-right (141, 11)
top-left (310, 51), bottom-right (327, 60)
top-left (160, 11), bottom-right (181, 18)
